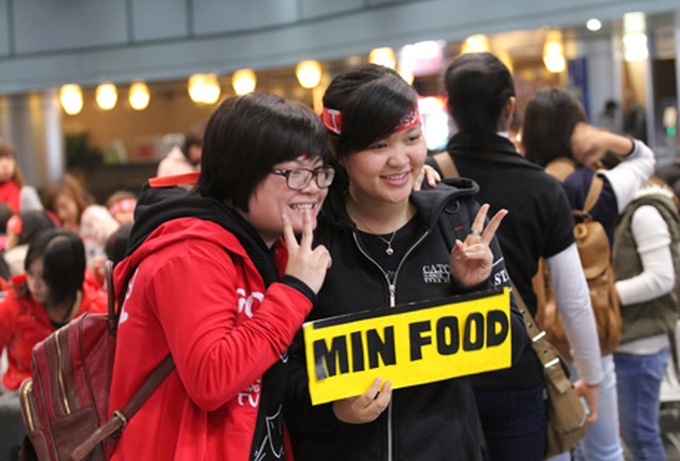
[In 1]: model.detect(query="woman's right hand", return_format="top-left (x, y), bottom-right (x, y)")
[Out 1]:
top-left (333, 378), bottom-right (393, 424)
top-left (283, 211), bottom-right (332, 294)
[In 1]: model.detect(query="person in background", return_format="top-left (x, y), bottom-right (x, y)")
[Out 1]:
top-left (522, 87), bottom-right (655, 461)
top-left (436, 52), bottom-right (602, 461)
top-left (0, 229), bottom-right (106, 392)
top-left (0, 140), bottom-right (42, 213)
top-left (3, 210), bottom-right (56, 276)
top-left (108, 92), bottom-right (332, 460)
top-left (156, 120), bottom-right (207, 177)
top-left (595, 100), bottom-right (622, 134)
top-left (285, 63), bottom-right (527, 461)
top-left (612, 177), bottom-right (680, 461)
top-left (41, 173), bottom-right (119, 272)
top-left (105, 190), bottom-right (137, 225)
top-left (104, 222), bottom-right (132, 266)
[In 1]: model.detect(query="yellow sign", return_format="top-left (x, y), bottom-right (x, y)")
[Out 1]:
top-left (303, 287), bottom-right (511, 405)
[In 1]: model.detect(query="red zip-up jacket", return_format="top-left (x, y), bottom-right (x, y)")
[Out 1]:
top-left (108, 214), bottom-right (311, 460)
top-left (0, 280), bottom-right (107, 390)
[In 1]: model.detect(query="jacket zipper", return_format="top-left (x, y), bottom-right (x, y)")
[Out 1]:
top-left (54, 329), bottom-right (72, 415)
top-left (351, 229), bottom-right (430, 461)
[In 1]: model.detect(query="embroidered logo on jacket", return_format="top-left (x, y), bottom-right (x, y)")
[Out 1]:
top-left (422, 264), bottom-right (451, 284)
top-left (236, 288), bottom-right (264, 319)
top-left (237, 378), bottom-right (261, 407)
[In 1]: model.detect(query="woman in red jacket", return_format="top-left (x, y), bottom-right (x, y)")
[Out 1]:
top-left (108, 92), bottom-right (333, 460)
top-left (0, 229), bottom-right (106, 391)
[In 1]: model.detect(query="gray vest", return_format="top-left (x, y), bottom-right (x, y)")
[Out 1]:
top-left (613, 193), bottom-right (680, 343)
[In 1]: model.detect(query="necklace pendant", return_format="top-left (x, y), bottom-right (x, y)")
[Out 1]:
top-left (385, 246), bottom-right (394, 256)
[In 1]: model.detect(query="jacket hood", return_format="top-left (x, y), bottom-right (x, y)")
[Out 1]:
top-left (117, 182), bottom-right (280, 288)
top-left (322, 177), bottom-right (479, 231)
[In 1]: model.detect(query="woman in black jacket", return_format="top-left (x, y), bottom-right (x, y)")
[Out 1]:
top-left (285, 64), bottom-right (527, 461)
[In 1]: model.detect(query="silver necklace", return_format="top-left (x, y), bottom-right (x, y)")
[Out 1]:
top-left (375, 230), bottom-right (398, 256)
top-left (347, 203), bottom-right (399, 256)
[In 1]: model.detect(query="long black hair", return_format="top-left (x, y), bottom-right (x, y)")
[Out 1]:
top-left (444, 53), bottom-right (515, 146)
top-left (25, 229), bottom-right (85, 308)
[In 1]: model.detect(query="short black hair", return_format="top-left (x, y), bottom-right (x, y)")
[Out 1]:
top-left (322, 64), bottom-right (418, 162)
top-left (193, 92), bottom-right (330, 211)
top-left (522, 88), bottom-right (588, 167)
top-left (25, 229), bottom-right (85, 307)
top-left (444, 52), bottom-right (515, 142)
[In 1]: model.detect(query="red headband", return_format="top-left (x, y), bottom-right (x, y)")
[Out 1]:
top-left (321, 106), bottom-right (421, 135)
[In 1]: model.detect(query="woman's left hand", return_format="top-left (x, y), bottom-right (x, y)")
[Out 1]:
top-left (450, 204), bottom-right (508, 288)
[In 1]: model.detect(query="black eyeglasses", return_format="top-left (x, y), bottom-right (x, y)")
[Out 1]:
top-left (271, 167), bottom-right (335, 190)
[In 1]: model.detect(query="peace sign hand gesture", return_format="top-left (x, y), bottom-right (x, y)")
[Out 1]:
top-left (283, 211), bottom-right (332, 295)
top-left (450, 204), bottom-right (507, 288)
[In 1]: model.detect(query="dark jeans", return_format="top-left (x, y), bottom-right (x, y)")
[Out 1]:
top-left (474, 385), bottom-right (547, 461)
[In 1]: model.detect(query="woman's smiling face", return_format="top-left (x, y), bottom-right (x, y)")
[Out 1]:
top-left (241, 156), bottom-right (330, 247)
top-left (344, 125), bottom-right (427, 206)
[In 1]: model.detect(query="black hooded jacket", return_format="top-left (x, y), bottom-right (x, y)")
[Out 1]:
top-left (286, 179), bottom-right (528, 461)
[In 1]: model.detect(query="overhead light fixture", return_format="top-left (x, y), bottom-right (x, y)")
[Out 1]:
top-left (296, 60), bottom-right (322, 89)
top-left (368, 47), bottom-right (396, 69)
top-left (543, 30), bottom-right (566, 73)
top-left (461, 34), bottom-right (490, 54)
top-left (129, 81), bottom-right (150, 110)
top-left (96, 82), bottom-right (118, 110)
top-left (623, 12), bottom-right (648, 62)
top-left (586, 18), bottom-right (602, 31)
top-left (231, 69), bottom-right (257, 96)
top-left (188, 73), bottom-right (221, 104)
top-left (59, 84), bottom-right (83, 115)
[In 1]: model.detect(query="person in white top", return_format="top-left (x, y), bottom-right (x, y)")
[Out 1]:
top-left (523, 87), bottom-right (656, 461)
top-left (612, 178), bottom-right (679, 461)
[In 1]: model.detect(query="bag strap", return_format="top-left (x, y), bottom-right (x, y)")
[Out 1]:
top-left (72, 263), bottom-right (176, 461)
top-left (510, 280), bottom-right (573, 392)
top-left (71, 355), bottom-right (175, 460)
top-left (432, 152), bottom-right (460, 178)
top-left (582, 174), bottom-right (604, 214)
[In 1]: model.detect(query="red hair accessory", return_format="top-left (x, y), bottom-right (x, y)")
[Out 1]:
top-left (108, 198), bottom-right (137, 216)
top-left (7, 214), bottom-right (22, 236)
top-left (321, 108), bottom-right (342, 135)
top-left (321, 106), bottom-right (421, 135)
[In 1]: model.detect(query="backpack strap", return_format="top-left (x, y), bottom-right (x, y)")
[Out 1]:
top-left (432, 152), bottom-right (460, 178)
top-left (582, 175), bottom-right (604, 215)
top-left (71, 355), bottom-right (175, 460)
top-left (74, 261), bottom-right (176, 460)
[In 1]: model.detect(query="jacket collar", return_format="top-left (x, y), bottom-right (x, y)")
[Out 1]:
top-left (446, 132), bottom-right (544, 172)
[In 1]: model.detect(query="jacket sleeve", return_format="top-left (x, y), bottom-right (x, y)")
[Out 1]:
top-left (148, 243), bottom-right (313, 411)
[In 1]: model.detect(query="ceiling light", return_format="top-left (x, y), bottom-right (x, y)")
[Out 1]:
top-left (188, 73), bottom-right (221, 104)
top-left (59, 84), bottom-right (83, 115)
top-left (231, 69), bottom-right (257, 96)
top-left (462, 34), bottom-right (490, 54)
top-left (296, 60), bottom-right (322, 89)
top-left (96, 83), bottom-right (118, 110)
top-left (543, 31), bottom-right (566, 73)
top-left (129, 81), bottom-right (150, 110)
top-left (368, 47), bottom-right (396, 69)
top-left (586, 18), bottom-right (602, 31)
